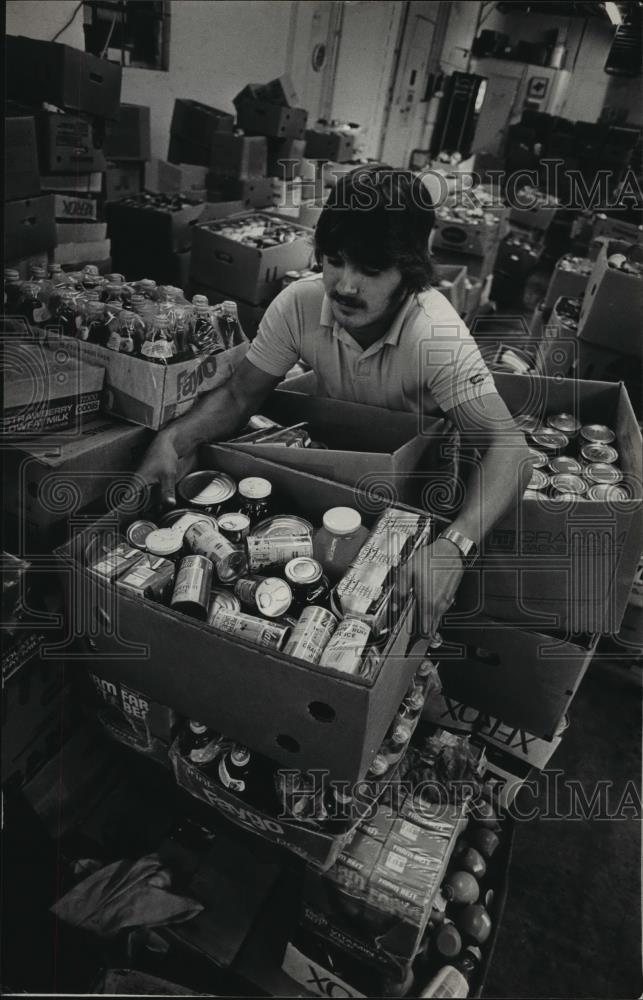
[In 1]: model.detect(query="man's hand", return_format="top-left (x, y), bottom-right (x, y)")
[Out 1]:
top-left (137, 433), bottom-right (181, 507)
top-left (409, 536), bottom-right (464, 639)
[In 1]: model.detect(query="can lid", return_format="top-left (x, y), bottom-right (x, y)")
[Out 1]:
top-left (549, 456), bottom-right (582, 475)
top-left (587, 483), bottom-right (628, 501)
top-left (218, 512), bottom-right (251, 532)
top-left (580, 424), bottom-right (616, 444)
top-left (188, 473), bottom-right (236, 506)
top-left (255, 577), bottom-right (292, 617)
top-left (580, 443), bottom-right (618, 464)
top-left (530, 429), bottom-right (568, 450)
top-left (322, 506), bottom-right (362, 535)
top-left (230, 747), bottom-right (251, 767)
top-left (547, 412), bottom-right (581, 433)
top-left (285, 557), bottom-right (323, 585)
top-left (550, 473), bottom-right (587, 494)
top-left (145, 527), bottom-right (183, 556)
top-left (189, 721), bottom-right (208, 734)
top-left (585, 462), bottom-right (623, 484)
top-left (528, 469), bottom-right (549, 490)
top-left (529, 448), bottom-right (548, 468)
top-left (239, 476), bottom-right (272, 500)
top-left (126, 520), bottom-right (158, 550)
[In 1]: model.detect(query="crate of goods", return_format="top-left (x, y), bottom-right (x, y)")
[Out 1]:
top-left (190, 212), bottom-right (313, 305)
top-left (305, 126), bottom-right (356, 163)
top-left (36, 112), bottom-right (105, 174)
top-left (4, 418), bottom-right (151, 534)
top-left (508, 187), bottom-right (559, 231)
top-left (168, 98), bottom-right (235, 166)
top-left (6, 35), bottom-right (122, 120)
top-left (433, 263), bottom-right (467, 315)
top-left (577, 241), bottom-right (643, 359)
top-left (5, 195), bottom-right (56, 262)
top-left (455, 371), bottom-right (642, 634)
top-left (56, 449), bottom-right (445, 786)
top-left (543, 255), bottom-right (593, 308)
top-left (224, 388), bottom-right (454, 508)
top-left (5, 116), bottom-right (40, 201)
top-left (535, 295), bottom-right (582, 378)
top-left (41, 172), bottom-right (104, 195)
top-left (105, 193), bottom-right (205, 252)
top-left (103, 103), bottom-right (151, 161)
top-left (2, 340), bottom-right (105, 436)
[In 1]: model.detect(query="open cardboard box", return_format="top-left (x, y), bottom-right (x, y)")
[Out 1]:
top-left (577, 239), bottom-right (643, 359)
top-left (454, 372), bottom-right (642, 634)
top-left (56, 448), bottom-right (445, 785)
top-left (543, 256), bottom-right (591, 309)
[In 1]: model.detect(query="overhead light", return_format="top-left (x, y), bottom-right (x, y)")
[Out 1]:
top-left (604, 3), bottom-right (623, 26)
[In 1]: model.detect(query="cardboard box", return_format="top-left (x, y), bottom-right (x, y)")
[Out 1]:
top-left (104, 163), bottom-right (142, 202)
top-left (534, 296), bottom-right (581, 379)
top-left (88, 671), bottom-right (174, 768)
top-left (225, 389), bottom-right (453, 507)
top-left (591, 214), bottom-right (643, 244)
top-left (56, 221), bottom-right (107, 243)
top-left (4, 418), bottom-right (151, 532)
top-left (207, 176), bottom-right (278, 209)
top-left (543, 256), bottom-right (592, 308)
top-left (52, 239), bottom-right (112, 266)
top-left (36, 112), bottom-right (105, 173)
top-left (167, 134), bottom-right (213, 168)
top-left (143, 157), bottom-right (182, 194)
top-left (432, 263), bottom-right (468, 315)
top-left (305, 129), bottom-right (356, 163)
top-left (432, 243), bottom-right (499, 282)
top-left (105, 196), bottom-right (205, 252)
top-left (5, 116), bottom-right (40, 201)
top-left (176, 163), bottom-right (210, 192)
top-left (41, 172), bottom-right (104, 194)
top-left (190, 211), bottom-right (313, 304)
top-left (455, 372), bottom-right (643, 634)
top-left (109, 245), bottom-right (191, 288)
top-left (56, 450), bottom-right (440, 782)
top-left (508, 191), bottom-right (559, 231)
top-left (5, 195), bottom-right (56, 261)
top-left (237, 102), bottom-right (308, 140)
top-left (267, 137), bottom-right (307, 180)
top-left (7, 35), bottom-right (122, 119)
top-left (299, 200), bottom-right (326, 229)
top-left (209, 133), bottom-right (267, 180)
top-left (264, 74), bottom-right (300, 108)
top-left (53, 193), bottom-right (99, 222)
top-left (577, 241), bottom-right (643, 359)
top-left (103, 103), bottom-right (151, 161)
top-left (573, 340), bottom-right (639, 393)
top-left (170, 98), bottom-right (234, 159)
top-left (430, 214), bottom-right (503, 259)
top-left (3, 340), bottom-right (105, 437)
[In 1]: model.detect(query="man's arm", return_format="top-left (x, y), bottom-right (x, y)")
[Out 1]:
top-left (138, 357), bottom-right (282, 503)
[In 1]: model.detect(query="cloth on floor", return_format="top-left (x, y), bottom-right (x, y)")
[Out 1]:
top-left (51, 853), bottom-right (203, 938)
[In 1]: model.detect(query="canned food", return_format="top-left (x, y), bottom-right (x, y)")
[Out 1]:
top-left (529, 448), bottom-right (548, 469)
top-left (580, 443), bottom-right (619, 464)
top-left (285, 557), bottom-right (330, 607)
top-left (253, 515), bottom-right (314, 539)
top-left (318, 617), bottom-right (371, 674)
top-left (584, 462), bottom-right (623, 485)
top-left (549, 456), bottom-right (583, 476)
top-left (238, 477), bottom-right (272, 524)
top-left (547, 413), bottom-right (581, 437)
top-left (283, 606), bottom-right (338, 664)
top-left (208, 607), bottom-right (289, 650)
top-left (550, 473), bottom-right (587, 496)
top-left (126, 520), bottom-right (158, 550)
top-left (208, 588), bottom-right (241, 620)
top-left (513, 413), bottom-right (540, 434)
top-left (116, 553), bottom-right (175, 601)
top-left (159, 509), bottom-right (219, 535)
top-left (217, 512), bottom-right (251, 543)
top-left (145, 527), bottom-right (185, 558)
top-left (528, 428), bottom-right (569, 454)
top-left (586, 483), bottom-right (629, 501)
top-left (234, 575), bottom-right (292, 618)
top-left (579, 424), bottom-right (616, 446)
top-left (185, 521), bottom-right (247, 583)
top-left (178, 471), bottom-right (237, 511)
top-left (246, 533), bottom-right (314, 571)
top-left (171, 555), bottom-right (213, 619)
top-left (527, 469), bottom-right (550, 491)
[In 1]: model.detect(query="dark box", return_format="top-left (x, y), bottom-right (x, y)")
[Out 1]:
top-left (37, 111), bottom-right (105, 174)
top-left (5, 194), bottom-right (56, 260)
top-left (104, 162), bottom-right (143, 202)
top-left (267, 137), bottom-right (307, 180)
top-left (170, 98), bottom-right (234, 145)
top-left (103, 103), bottom-right (151, 161)
top-left (105, 196), bottom-right (205, 252)
top-left (5, 116), bottom-right (41, 201)
top-left (209, 133), bottom-right (267, 180)
top-left (236, 102), bottom-right (308, 140)
top-left (7, 35), bottom-right (122, 120)
top-left (305, 129), bottom-right (356, 163)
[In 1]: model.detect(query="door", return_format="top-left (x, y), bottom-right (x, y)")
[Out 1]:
top-left (380, 8), bottom-right (437, 168)
top-left (471, 72), bottom-right (521, 156)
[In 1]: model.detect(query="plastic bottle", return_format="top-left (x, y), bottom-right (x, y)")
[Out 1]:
top-left (80, 264), bottom-right (103, 293)
top-left (419, 946), bottom-right (481, 998)
top-left (189, 298), bottom-right (225, 355)
top-left (85, 301), bottom-right (109, 346)
top-left (135, 277), bottom-right (159, 300)
top-left (219, 299), bottom-right (243, 347)
top-left (118, 309), bottom-right (145, 354)
top-left (17, 282), bottom-right (46, 324)
top-left (313, 507), bottom-right (370, 584)
top-left (141, 312), bottom-right (175, 362)
top-left (48, 288), bottom-right (78, 339)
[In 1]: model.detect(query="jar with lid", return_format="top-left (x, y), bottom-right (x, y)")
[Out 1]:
top-left (238, 477), bottom-right (273, 525)
top-left (313, 507), bottom-right (370, 584)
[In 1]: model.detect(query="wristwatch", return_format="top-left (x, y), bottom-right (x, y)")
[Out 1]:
top-left (437, 527), bottom-right (478, 568)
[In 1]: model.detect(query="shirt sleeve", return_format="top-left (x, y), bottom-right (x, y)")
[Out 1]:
top-left (246, 283), bottom-right (301, 377)
top-left (417, 290), bottom-right (497, 413)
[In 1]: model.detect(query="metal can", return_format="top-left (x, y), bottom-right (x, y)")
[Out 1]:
top-left (584, 462), bottom-right (624, 485)
top-left (579, 424), bottom-right (616, 446)
top-left (116, 553), bottom-right (175, 601)
top-left (145, 527), bottom-right (185, 559)
top-left (580, 443), bottom-right (619, 464)
top-left (159, 509), bottom-right (220, 536)
top-left (126, 520), bottom-right (158, 550)
top-left (550, 473), bottom-right (588, 496)
top-left (528, 448), bottom-right (548, 469)
top-left (217, 512), bottom-right (251, 543)
top-left (549, 456), bottom-right (583, 476)
top-left (171, 555), bottom-right (213, 619)
top-left (253, 515), bottom-right (313, 539)
top-left (246, 533), bottom-right (314, 571)
top-left (208, 607), bottom-right (290, 650)
top-left (586, 483), bottom-right (629, 501)
top-left (185, 520), bottom-right (247, 583)
top-left (234, 575), bottom-right (292, 618)
top-left (528, 428), bottom-right (569, 454)
top-left (285, 557), bottom-right (330, 608)
top-left (527, 469), bottom-right (550, 491)
top-left (547, 413), bottom-right (581, 438)
top-left (513, 413), bottom-right (540, 434)
top-left (318, 617), bottom-right (371, 674)
top-left (283, 606), bottom-right (338, 664)
top-left (208, 588), bottom-right (241, 620)
top-left (178, 471), bottom-right (237, 512)
top-left (238, 477), bottom-right (273, 524)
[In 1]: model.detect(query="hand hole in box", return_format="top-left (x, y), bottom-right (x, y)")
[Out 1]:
top-left (276, 733), bottom-right (300, 753)
top-left (308, 701), bottom-right (336, 724)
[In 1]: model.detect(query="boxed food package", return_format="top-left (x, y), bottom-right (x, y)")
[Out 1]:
top-left (5, 116), bottom-right (40, 201)
top-left (87, 669), bottom-right (176, 768)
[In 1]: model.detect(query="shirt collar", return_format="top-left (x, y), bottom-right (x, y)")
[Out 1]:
top-left (320, 292), bottom-right (415, 353)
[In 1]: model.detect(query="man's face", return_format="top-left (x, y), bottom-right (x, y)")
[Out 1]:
top-left (322, 252), bottom-right (405, 331)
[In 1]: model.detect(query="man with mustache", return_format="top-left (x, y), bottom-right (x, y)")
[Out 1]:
top-left (138, 167), bottom-right (530, 638)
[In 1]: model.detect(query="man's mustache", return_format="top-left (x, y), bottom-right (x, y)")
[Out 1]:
top-left (332, 293), bottom-right (365, 309)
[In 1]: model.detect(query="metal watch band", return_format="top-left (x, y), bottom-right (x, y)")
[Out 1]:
top-left (437, 527), bottom-right (478, 567)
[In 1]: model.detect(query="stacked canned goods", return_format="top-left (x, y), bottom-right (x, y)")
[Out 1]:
top-left (197, 212), bottom-right (303, 250)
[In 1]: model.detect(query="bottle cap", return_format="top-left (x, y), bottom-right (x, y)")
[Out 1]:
top-left (4, 268), bottom-right (20, 281)
top-left (192, 294), bottom-right (209, 307)
top-left (138, 278), bottom-right (157, 290)
top-left (230, 747), bottom-right (251, 767)
top-left (322, 506), bottom-right (362, 536)
top-left (30, 266), bottom-right (47, 278)
top-left (83, 265), bottom-right (100, 277)
top-left (285, 557), bottom-right (322, 585)
top-left (239, 476), bottom-right (272, 500)
top-left (106, 273), bottom-right (125, 283)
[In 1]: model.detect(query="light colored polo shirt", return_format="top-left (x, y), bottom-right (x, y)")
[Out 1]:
top-left (246, 273), bottom-right (497, 414)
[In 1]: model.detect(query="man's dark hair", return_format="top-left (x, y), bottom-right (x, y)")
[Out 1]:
top-left (314, 166), bottom-right (435, 292)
